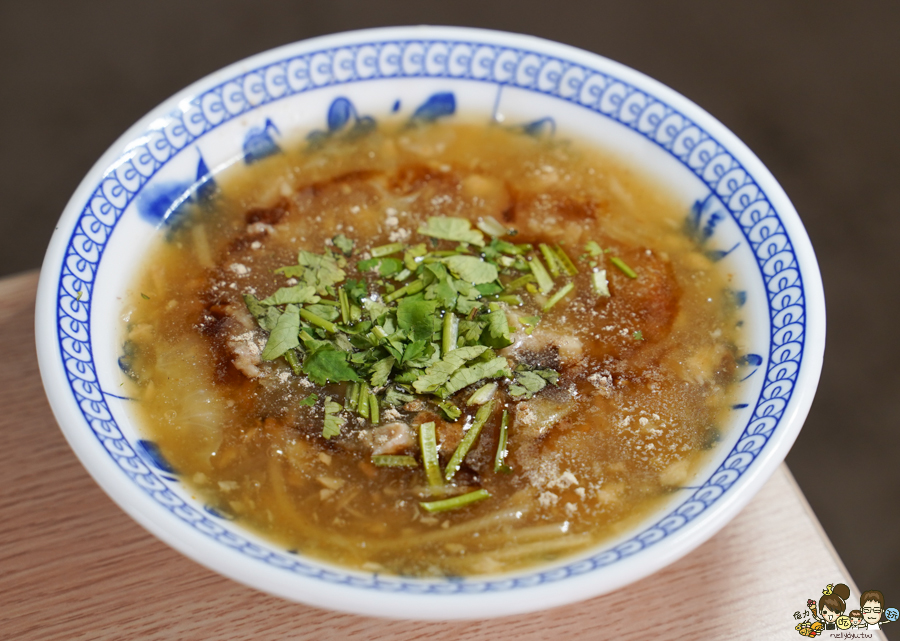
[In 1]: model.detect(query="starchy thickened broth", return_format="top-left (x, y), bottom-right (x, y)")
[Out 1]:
top-left (122, 123), bottom-right (738, 577)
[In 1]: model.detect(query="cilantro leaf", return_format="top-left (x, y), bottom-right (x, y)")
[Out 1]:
top-left (412, 345), bottom-right (489, 394)
top-left (369, 356), bottom-right (395, 387)
top-left (332, 234), bottom-right (355, 255)
top-left (322, 396), bottom-right (345, 439)
top-left (302, 348), bottom-right (361, 385)
top-left (298, 393), bottom-right (319, 406)
top-left (508, 367), bottom-right (559, 399)
top-left (440, 356), bottom-right (511, 397)
top-left (418, 217), bottom-right (485, 246)
top-left (442, 255), bottom-right (498, 285)
top-left (383, 387), bottom-right (417, 406)
top-left (362, 297), bottom-right (390, 322)
top-left (305, 303), bottom-right (340, 321)
top-left (260, 284), bottom-right (321, 306)
top-left (242, 293), bottom-right (267, 319)
top-left (397, 298), bottom-right (438, 342)
top-left (244, 293), bottom-right (281, 331)
top-left (343, 279), bottom-right (367, 303)
top-left (279, 250), bottom-right (346, 295)
top-left (260, 304), bottom-right (300, 361)
top-left (436, 400), bottom-right (462, 421)
top-left (458, 318), bottom-right (486, 344)
top-left (475, 282), bottom-right (503, 296)
top-left (481, 309), bottom-right (513, 348)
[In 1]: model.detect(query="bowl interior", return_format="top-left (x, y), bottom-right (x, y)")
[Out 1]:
top-left (37, 26), bottom-right (823, 619)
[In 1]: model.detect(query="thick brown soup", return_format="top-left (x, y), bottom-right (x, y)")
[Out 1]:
top-left (122, 123), bottom-right (739, 577)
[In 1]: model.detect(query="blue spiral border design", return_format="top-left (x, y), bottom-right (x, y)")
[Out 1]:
top-left (55, 38), bottom-right (805, 593)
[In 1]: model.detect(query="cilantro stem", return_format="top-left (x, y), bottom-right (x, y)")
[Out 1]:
top-left (505, 274), bottom-right (536, 291)
top-left (476, 216), bottom-right (508, 237)
top-left (494, 410), bottom-right (511, 473)
top-left (299, 308), bottom-right (337, 333)
top-left (368, 391), bottom-right (380, 424)
top-left (420, 489), bottom-right (490, 513)
top-left (528, 256), bottom-right (554, 294)
top-left (315, 300), bottom-right (341, 307)
top-left (591, 270), bottom-right (610, 297)
top-left (467, 382), bottom-right (497, 406)
top-left (554, 245), bottom-right (579, 276)
top-left (542, 282), bottom-right (575, 311)
top-left (494, 294), bottom-right (523, 306)
top-left (539, 244), bottom-right (562, 278)
top-left (372, 455), bottom-right (417, 467)
top-left (610, 256), bottom-right (638, 278)
top-left (419, 421), bottom-right (443, 487)
top-left (345, 382), bottom-right (360, 411)
top-left (444, 400), bottom-right (495, 481)
top-left (339, 287), bottom-right (350, 324)
top-left (383, 278), bottom-right (425, 303)
top-left (442, 311), bottom-right (458, 356)
top-left (371, 242), bottom-right (404, 258)
top-left (283, 349), bottom-right (303, 376)
top-left (436, 400), bottom-right (462, 421)
top-left (357, 382), bottom-right (370, 420)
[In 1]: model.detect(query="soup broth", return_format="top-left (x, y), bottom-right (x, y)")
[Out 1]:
top-left (122, 122), bottom-right (739, 577)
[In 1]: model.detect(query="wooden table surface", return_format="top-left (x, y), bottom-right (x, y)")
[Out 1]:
top-left (0, 270), bottom-right (878, 640)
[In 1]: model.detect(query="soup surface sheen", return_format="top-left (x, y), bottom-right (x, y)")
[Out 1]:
top-left (123, 122), bottom-right (739, 577)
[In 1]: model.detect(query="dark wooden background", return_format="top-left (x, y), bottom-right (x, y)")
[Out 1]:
top-left (2, 1), bottom-right (898, 631)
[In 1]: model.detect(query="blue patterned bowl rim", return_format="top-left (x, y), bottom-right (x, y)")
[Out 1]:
top-left (35, 26), bottom-right (825, 619)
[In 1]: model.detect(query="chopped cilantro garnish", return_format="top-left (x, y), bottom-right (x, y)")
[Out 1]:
top-left (542, 282), bottom-right (575, 311)
top-left (441, 356), bottom-right (510, 398)
top-left (322, 396), bottom-right (345, 439)
top-left (554, 245), bottom-right (579, 276)
top-left (419, 489), bottom-right (491, 513)
top-left (494, 410), bottom-right (511, 473)
top-left (276, 250), bottom-right (346, 295)
top-left (332, 234), bottom-right (355, 255)
top-left (302, 347), bottom-right (360, 386)
top-left (396, 297), bottom-right (438, 342)
top-left (436, 400), bottom-right (462, 421)
top-left (467, 382), bottom-right (497, 406)
top-left (476, 215), bottom-right (509, 237)
top-left (441, 255), bottom-right (498, 285)
top-left (539, 244), bottom-right (562, 278)
top-left (528, 256), bottom-right (554, 294)
top-left (591, 270), bottom-right (610, 297)
top-left (508, 366), bottom-right (558, 399)
top-left (372, 455), bottom-right (417, 467)
top-left (241, 216), bottom-right (592, 464)
top-left (480, 308), bottom-right (513, 348)
top-left (584, 240), bottom-right (603, 257)
top-left (445, 400), bottom-right (495, 481)
top-left (140, 293), bottom-right (150, 300)
top-left (418, 216), bottom-right (485, 246)
top-left (369, 356), bottom-right (395, 387)
top-left (633, 330), bottom-right (644, 340)
top-left (260, 304), bottom-right (301, 361)
top-left (610, 256), bottom-right (638, 279)
top-left (419, 421), bottom-right (443, 487)
top-left (371, 242), bottom-right (404, 257)
top-left (412, 346), bottom-right (490, 394)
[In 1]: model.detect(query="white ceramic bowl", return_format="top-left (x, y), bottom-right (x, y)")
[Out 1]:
top-left (36, 26), bottom-right (825, 619)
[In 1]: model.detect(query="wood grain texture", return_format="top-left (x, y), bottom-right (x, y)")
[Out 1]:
top-left (0, 271), bottom-right (882, 640)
